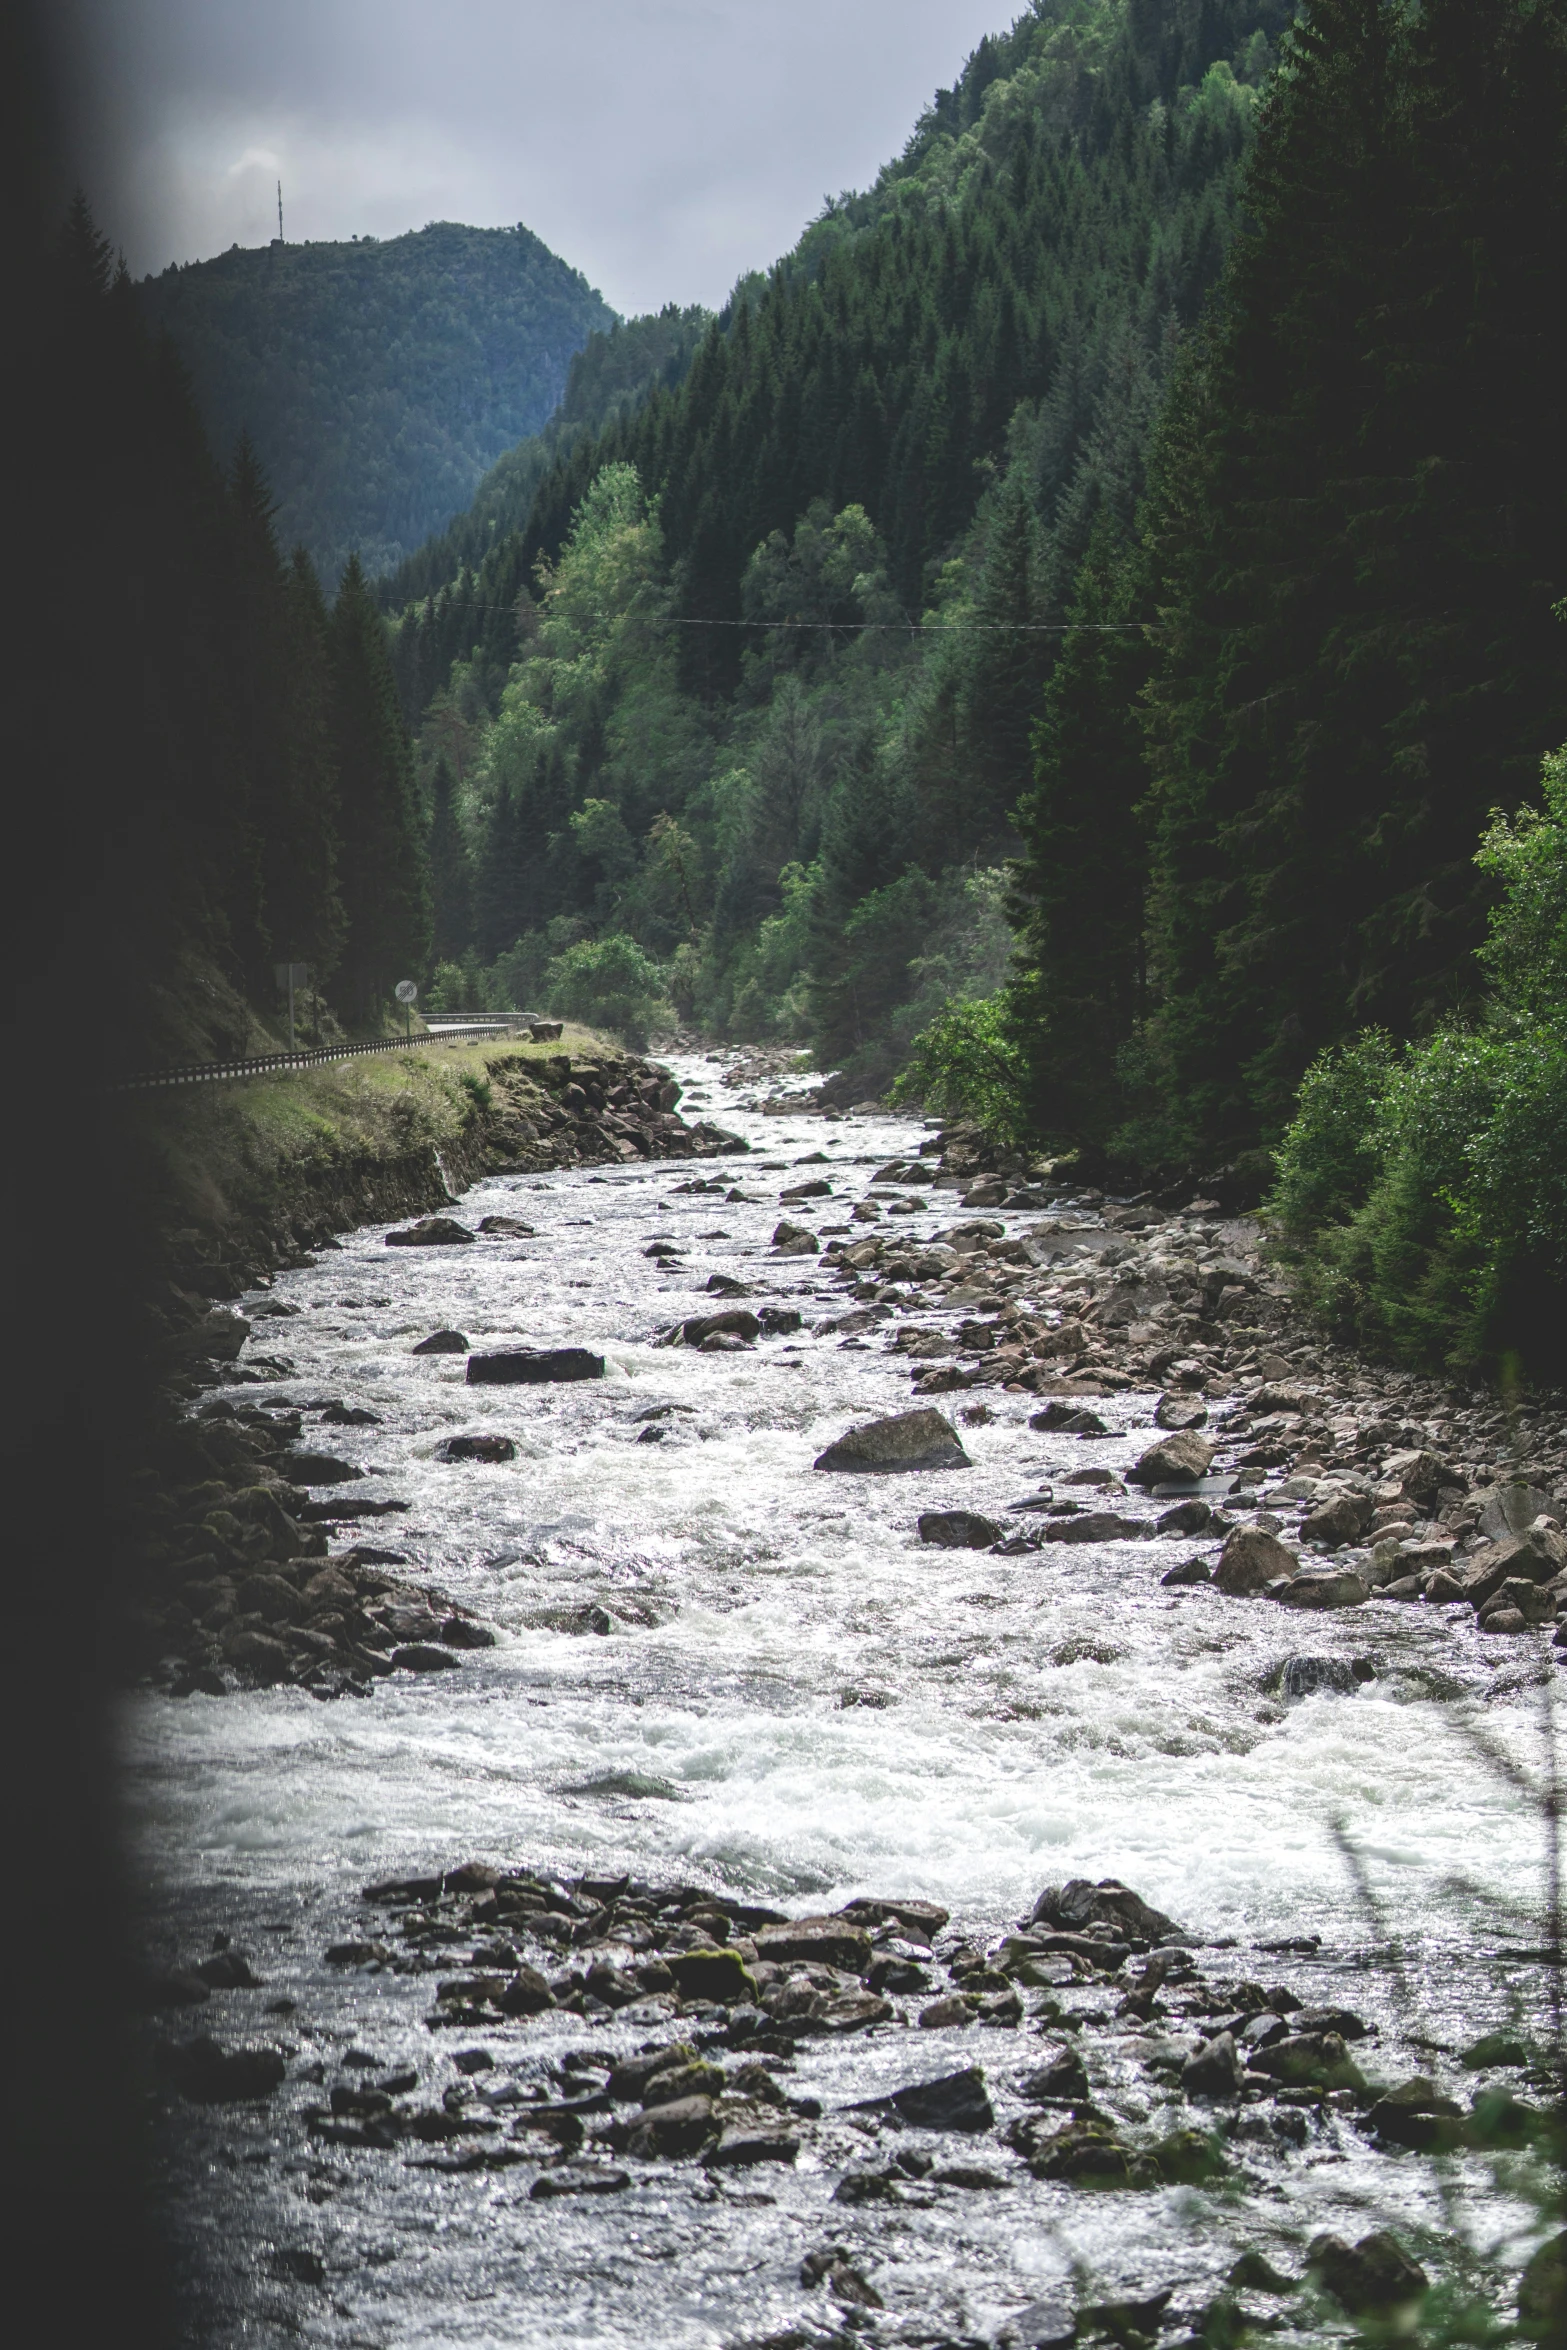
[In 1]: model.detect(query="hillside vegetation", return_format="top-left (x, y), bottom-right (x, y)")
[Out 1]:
top-left (387, 0), bottom-right (1287, 1082)
top-left (136, 221), bottom-right (615, 584)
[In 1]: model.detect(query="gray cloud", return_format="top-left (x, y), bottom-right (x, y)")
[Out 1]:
top-left (58, 0), bottom-right (1017, 311)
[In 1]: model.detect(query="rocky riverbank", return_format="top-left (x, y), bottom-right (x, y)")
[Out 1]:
top-left (143, 1851), bottom-right (1565, 2343)
top-left (113, 1036), bottom-right (745, 1697)
top-left (785, 1119), bottom-right (1567, 1652)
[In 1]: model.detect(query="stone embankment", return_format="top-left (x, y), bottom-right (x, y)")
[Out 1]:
top-left (116, 1041), bottom-right (744, 1698)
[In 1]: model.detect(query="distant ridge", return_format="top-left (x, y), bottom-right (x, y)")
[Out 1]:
top-left (136, 220), bottom-right (616, 584)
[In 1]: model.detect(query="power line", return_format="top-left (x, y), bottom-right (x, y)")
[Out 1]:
top-left (393, 600), bottom-right (1157, 636)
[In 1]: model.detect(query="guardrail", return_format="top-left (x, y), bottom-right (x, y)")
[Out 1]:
top-left (109, 1020), bottom-right (530, 1093)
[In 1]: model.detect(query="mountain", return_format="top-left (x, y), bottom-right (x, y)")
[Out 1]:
top-left (136, 220), bottom-right (616, 584)
top-left (385, 0), bottom-right (1288, 1088)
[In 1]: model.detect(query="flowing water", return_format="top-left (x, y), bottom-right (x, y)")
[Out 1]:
top-left (123, 1058), bottom-right (1561, 2346)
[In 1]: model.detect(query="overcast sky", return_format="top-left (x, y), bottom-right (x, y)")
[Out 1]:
top-left (55, 1), bottom-right (1019, 314)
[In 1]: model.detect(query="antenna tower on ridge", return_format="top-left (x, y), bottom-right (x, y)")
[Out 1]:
top-left (277, 180), bottom-right (284, 243)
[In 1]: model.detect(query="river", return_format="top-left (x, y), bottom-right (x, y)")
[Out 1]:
top-left (122, 1054), bottom-right (1559, 2346)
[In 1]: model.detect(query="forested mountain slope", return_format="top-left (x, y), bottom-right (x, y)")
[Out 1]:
top-left (390, 0), bottom-right (1290, 1084)
top-left (136, 221), bottom-right (615, 584)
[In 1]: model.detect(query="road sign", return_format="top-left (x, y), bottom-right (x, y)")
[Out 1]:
top-left (395, 980), bottom-right (419, 1003)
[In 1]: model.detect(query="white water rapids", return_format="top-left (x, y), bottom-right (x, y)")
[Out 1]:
top-left (121, 1057), bottom-right (1561, 2347)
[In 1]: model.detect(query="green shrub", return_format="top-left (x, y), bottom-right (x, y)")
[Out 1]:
top-left (542, 932), bottom-right (672, 1048)
top-left (890, 992), bottom-right (1029, 1148)
top-left (458, 1070), bottom-right (492, 1114)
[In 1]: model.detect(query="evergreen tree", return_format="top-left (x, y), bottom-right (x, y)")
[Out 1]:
top-left (329, 556), bottom-right (432, 1022)
top-left (1009, 518), bottom-right (1152, 1153)
top-left (428, 756), bottom-right (473, 963)
top-left (1139, 0), bottom-right (1567, 1162)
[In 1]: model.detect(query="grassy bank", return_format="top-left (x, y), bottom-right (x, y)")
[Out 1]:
top-left (115, 1026), bottom-right (616, 1289)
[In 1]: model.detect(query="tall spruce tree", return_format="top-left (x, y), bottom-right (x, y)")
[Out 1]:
top-left (1010, 518), bottom-right (1152, 1153)
top-left (428, 757), bottom-right (474, 963)
top-left (329, 556), bottom-right (432, 1022)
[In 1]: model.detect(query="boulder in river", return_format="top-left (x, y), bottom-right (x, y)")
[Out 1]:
top-left (477, 1216), bottom-right (534, 1236)
top-left (467, 1348), bottom-right (605, 1385)
top-left (1214, 1525), bottom-right (1299, 1594)
top-left (1029, 1878), bottom-right (1183, 1942)
top-left (436, 1435), bottom-right (517, 1464)
top-left (1128, 1431), bottom-right (1214, 1487)
top-left (918, 1509), bottom-right (1003, 1549)
top-left (674, 1309), bottom-right (760, 1347)
top-left (286, 1451), bottom-right (364, 1485)
top-left (1274, 1566), bottom-right (1368, 1609)
top-left (385, 1217), bottom-right (474, 1247)
top-left (1155, 1394), bottom-right (1208, 1432)
top-left (1300, 1491), bottom-right (1374, 1548)
top-left (1043, 1511), bottom-right (1144, 1544)
top-left (412, 1329), bottom-right (469, 1355)
top-left (159, 2036), bottom-right (286, 2103)
top-left (814, 1408), bottom-right (971, 1474)
top-left (772, 1219), bottom-right (820, 1254)
top-left (851, 2064), bottom-right (994, 2133)
top-left (1308, 2232), bottom-right (1429, 2316)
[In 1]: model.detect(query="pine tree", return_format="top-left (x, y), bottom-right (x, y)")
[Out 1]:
top-left (428, 756), bottom-right (473, 962)
top-left (1010, 517), bottom-right (1152, 1154)
top-left (329, 556), bottom-right (432, 1023)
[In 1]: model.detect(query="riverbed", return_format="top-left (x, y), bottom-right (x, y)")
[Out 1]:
top-left (123, 1057), bottom-right (1561, 2346)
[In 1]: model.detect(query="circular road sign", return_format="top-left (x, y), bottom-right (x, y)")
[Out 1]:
top-left (394, 980), bottom-right (419, 1004)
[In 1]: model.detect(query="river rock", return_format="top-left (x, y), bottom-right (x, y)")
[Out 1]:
top-left (477, 1216), bottom-right (534, 1236)
top-left (466, 1348), bottom-right (605, 1384)
top-left (1043, 1511), bottom-right (1143, 1543)
top-left (1281, 1656), bottom-right (1359, 1697)
top-left (1274, 1566), bottom-right (1368, 1609)
top-left (160, 2036), bottom-right (286, 2103)
top-left (436, 1435), bottom-right (517, 1464)
top-left (1029, 1878), bottom-right (1183, 1942)
top-left (1248, 2030), bottom-right (1364, 2092)
top-left (1214, 1525), bottom-right (1299, 1594)
top-left (1308, 2232), bottom-right (1429, 2315)
top-left (286, 1451), bottom-right (365, 1484)
top-left (919, 1510), bottom-right (1004, 1549)
top-left (1018, 2046), bottom-right (1089, 2103)
top-left (676, 1309), bottom-right (761, 1347)
top-left (1156, 1497), bottom-right (1212, 1535)
top-left (666, 1947), bottom-right (757, 2003)
top-left (1127, 1431), bottom-right (1214, 1487)
top-left (1155, 1394), bottom-right (1208, 1432)
top-left (1182, 2031), bottom-right (1244, 2100)
top-left (754, 1918), bottom-right (872, 1973)
top-left (1476, 1480), bottom-right (1553, 1540)
top-left (1379, 1448), bottom-right (1449, 1511)
top-left (413, 1330), bottom-right (469, 1354)
top-left (814, 1409), bottom-right (971, 1474)
top-left (1363, 2076), bottom-right (1467, 2151)
top-left (1462, 1526), bottom-right (1567, 1608)
top-left (385, 1217), bottom-right (474, 1247)
top-left (865, 2064), bottom-right (994, 2133)
top-left (1300, 1491), bottom-right (1374, 1548)
top-left (710, 2124), bottom-right (800, 2167)
top-left (390, 1643), bottom-right (462, 1672)
top-left (1162, 1556), bottom-right (1211, 1586)
top-left (626, 2094), bottom-right (718, 2158)
top-left (772, 1220), bottom-right (820, 1255)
